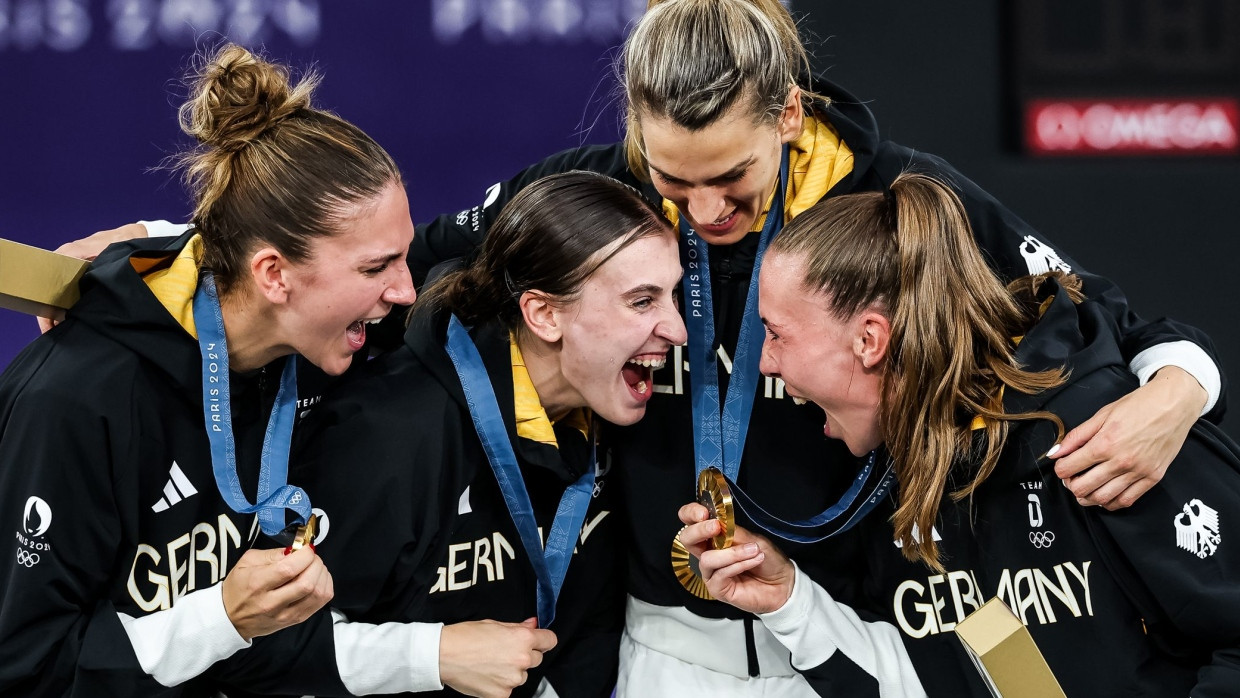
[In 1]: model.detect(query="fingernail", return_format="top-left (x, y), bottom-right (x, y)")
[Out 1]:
top-left (1046, 443), bottom-right (1061, 458)
top-left (1061, 478), bottom-right (1071, 488)
top-left (744, 543), bottom-right (759, 554)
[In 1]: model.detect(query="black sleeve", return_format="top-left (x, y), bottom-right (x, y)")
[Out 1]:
top-left (890, 146), bottom-right (1226, 420)
top-left (0, 374), bottom-right (166, 696)
top-left (1085, 421), bottom-right (1240, 697)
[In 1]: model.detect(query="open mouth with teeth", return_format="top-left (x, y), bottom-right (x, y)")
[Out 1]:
top-left (697, 209), bottom-right (738, 234)
top-left (622, 354), bottom-right (667, 402)
top-left (346, 317), bottom-right (385, 352)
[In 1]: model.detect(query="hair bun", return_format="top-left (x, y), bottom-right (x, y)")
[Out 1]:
top-left (179, 44), bottom-right (319, 152)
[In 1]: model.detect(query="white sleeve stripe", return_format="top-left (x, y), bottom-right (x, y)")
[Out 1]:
top-left (760, 563), bottom-right (927, 698)
top-left (136, 220), bottom-right (192, 238)
top-left (1129, 340), bottom-right (1220, 416)
top-left (331, 609), bottom-right (443, 694)
top-left (117, 584), bottom-right (250, 687)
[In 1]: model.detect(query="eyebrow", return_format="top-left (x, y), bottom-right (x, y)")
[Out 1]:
top-left (651, 156), bottom-right (756, 186)
top-left (624, 283), bottom-right (664, 296)
top-left (361, 251), bottom-right (405, 266)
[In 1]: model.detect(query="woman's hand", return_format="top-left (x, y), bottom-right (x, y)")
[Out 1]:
top-left (1051, 366), bottom-right (1207, 510)
top-left (439, 618), bottom-right (558, 698)
top-left (37, 223), bottom-right (149, 333)
top-left (220, 545), bottom-right (334, 641)
top-left (677, 502), bottom-right (795, 615)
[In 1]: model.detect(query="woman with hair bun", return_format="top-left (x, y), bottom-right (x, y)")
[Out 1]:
top-left (679, 173), bottom-right (1240, 696)
top-left (293, 170), bottom-right (686, 697)
top-left (0, 44), bottom-right (418, 695)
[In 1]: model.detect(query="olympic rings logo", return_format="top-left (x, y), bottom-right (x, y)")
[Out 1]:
top-left (1029, 531), bottom-right (1056, 548)
top-left (16, 549), bottom-right (40, 567)
top-left (289, 492), bottom-right (304, 505)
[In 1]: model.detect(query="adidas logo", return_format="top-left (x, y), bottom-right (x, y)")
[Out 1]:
top-left (894, 523), bottom-right (942, 549)
top-left (152, 462), bottom-right (199, 512)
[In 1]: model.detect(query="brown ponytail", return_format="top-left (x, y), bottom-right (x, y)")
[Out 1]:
top-left (770, 173), bottom-right (1071, 571)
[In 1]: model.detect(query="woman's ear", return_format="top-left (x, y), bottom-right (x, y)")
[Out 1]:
top-left (777, 85), bottom-right (805, 144)
top-left (249, 247), bottom-right (290, 304)
top-left (856, 310), bottom-right (891, 369)
top-left (519, 290), bottom-right (562, 343)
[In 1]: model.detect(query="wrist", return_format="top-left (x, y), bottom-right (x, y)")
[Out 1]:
top-left (1151, 365), bottom-right (1208, 418)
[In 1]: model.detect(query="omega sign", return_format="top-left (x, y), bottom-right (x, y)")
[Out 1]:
top-left (1026, 99), bottom-right (1239, 156)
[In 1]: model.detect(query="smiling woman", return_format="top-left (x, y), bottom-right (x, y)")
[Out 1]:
top-left (0, 43), bottom-right (429, 696)
top-left (292, 171), bottom-right (686, 698)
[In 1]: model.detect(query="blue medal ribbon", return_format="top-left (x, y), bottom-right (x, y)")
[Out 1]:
top-left (445, 315), bottom-right (596, 627)
top-left (679, 146), bottom-right (790, 481)
top-left (678, 145), bottom-right (893, 545)
top-left (193, 273), bottom-right (311, 537)
top-left (729, 451), bottom-right (895, 543)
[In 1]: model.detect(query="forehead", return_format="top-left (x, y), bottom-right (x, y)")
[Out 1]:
top-left (584, 231), bottom-right (679, 285)
top-left (759, 253), bottom-right (820, 317)
top-left (313, 183), bottom-right (413, 258)
top-left (641, 108), bottom-right (773, 179)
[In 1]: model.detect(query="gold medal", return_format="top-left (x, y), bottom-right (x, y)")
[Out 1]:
top-left (697, 467), bottom-right (734, 550)
top-left (287, 513), bottom-right (319, 553)
top-left (671, 467), bottom-right (735, 600)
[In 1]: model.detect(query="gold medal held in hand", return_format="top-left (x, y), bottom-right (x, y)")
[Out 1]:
top-left (671, 467), bottom-right (735, 599)
top-left (284, 513), bottom-right (319, 555)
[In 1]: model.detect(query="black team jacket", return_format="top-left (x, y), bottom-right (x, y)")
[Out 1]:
top-left (293, 301), bottom-right (624, 697)
top-left (0, 233), bottom-right (347, 697)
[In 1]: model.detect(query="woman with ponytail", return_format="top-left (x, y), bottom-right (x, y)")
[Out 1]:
top-left (0, 44), bottom-right (420, 695)
top-left (677, 173), bottom-right (1240, 697)
top-left (292, 170), bottom-right (686, 697)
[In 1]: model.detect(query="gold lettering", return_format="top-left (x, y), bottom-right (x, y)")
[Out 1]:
top-left (128, 544), bottom-right (170, 612)
top-left (190, 523), bottom-right (219, 590)
top-left (894, 579), bottom-right (938, 638)
top-left (166, 533), bottom-right (191, 601)
top-left (1062, 561), bottom-right (1093, 616)
top-left (446, 543), bottom-right (470, 591)
top-left (493, 532), bottom-right (515, 581)
top-left (473, 536), bottom-right (494, 585)
top-left (218, 514), bottom-right (242, 572)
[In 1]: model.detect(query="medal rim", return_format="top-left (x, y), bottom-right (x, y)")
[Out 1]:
top-left (698, 467), bottom-right (735, 550)
top-left (670, 532), bottom-right (713, 600)
top-left (289, 513), bottom-right (318, 552)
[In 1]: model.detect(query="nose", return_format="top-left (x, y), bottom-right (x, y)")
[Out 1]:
top-left (685, 187), bottom-right (726, 227)
top-left (383, 261), bottom-right (416, 306)
top-left (759, 337), bottom-right (778, 377)
top-left (659, 305), bottom-right (688, 347)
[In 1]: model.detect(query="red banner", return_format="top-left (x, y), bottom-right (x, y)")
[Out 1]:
top-left (1025, 98), bottom-right (1240, 156)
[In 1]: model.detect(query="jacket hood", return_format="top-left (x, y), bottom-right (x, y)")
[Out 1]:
top-left (68, 232), bottom-right (203, 394)
top-left (810, 75), bottom-right (881, 194)
top-left (1002, 276), bottom-right (1129, 416)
